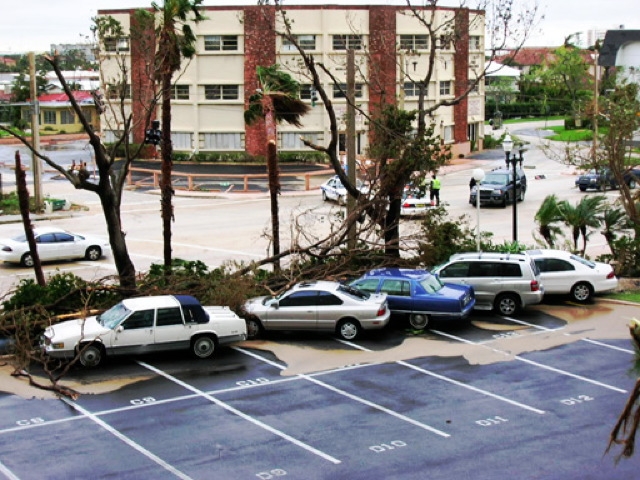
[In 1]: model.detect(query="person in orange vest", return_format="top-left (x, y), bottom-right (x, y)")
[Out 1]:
top-left (430, 173), bottom-right (441, 206)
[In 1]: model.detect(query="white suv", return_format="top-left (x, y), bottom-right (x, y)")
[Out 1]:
top-left (432, 252), bottom-right (544, 316)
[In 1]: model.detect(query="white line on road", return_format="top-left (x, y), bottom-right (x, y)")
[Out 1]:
top-left (60, 397), bottom-right (193, 480)
top-left (337, 340), bottom-right (546, 415)
top-left (431, 329), bottom-right (628, 394)
top-left (0, 460), bottom-right (20, 480)
top-left (137, 360), bottom-right (342, 464)
top-left (234, 346), bottom-right (451, 437)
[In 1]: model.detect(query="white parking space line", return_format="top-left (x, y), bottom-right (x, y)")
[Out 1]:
top-left (0, 460), bottom-right (20, 480)
top-left (235, 347), bottom-right (451, 437)
top-left (60, 397), bottom-right (193, 480)
top-left (431, 330), bottom-right (628, 394)
top-left (137, 361), bottom-right (342, 464)
top-left (125, 237), bottom-right (264, 258)
top-left (503, 316), bottom-right (635, 354)
top-left (337, 340), bottom-right (545, 415)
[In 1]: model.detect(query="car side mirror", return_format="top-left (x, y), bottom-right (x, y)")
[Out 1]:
top-left (116, 325), bottom-right (124, 333)
top-left (271, 301), bottom-right (279, 309)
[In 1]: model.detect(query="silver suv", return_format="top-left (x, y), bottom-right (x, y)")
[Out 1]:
top-left (432, 252), bottom-right (544, 315)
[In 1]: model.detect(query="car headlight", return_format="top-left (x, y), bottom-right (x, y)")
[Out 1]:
top-left (492, 189), bottom-right (503, 195)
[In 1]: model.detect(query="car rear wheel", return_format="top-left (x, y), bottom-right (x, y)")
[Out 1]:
top-left (628, 179), bottom-right (637, 189)
top-left (579, 186), bottom-right (587, 192)
top-left (409, 314), bottom-right (429, 329)
top-left (338, 194), bottom-right (346, 206)
top-left (494, 293), bottom-right (519, 316)
top-left (518, 188), bottom-right (525, 201)
top-left (246, 317), bottom-right (263, 340)
top-left (337, 319), bottom-right (361, 341)
top-left (570, 282), bottom-right (593, 303)
top-left (192, 335), bottom-right (217, 359)
top-left (78, 343), bottom-right (105, 368)
top-left (85, 246), bottom-right (102, 261)
top-left (20, 252), bottom-right (34, 267)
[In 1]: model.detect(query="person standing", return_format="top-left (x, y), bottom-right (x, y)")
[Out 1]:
top-left (430, 173), bottom-right (441, 206)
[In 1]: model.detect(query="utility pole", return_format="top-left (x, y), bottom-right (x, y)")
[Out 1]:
top-left (592, 43), bottom-right (599, 163)
top-left (29, 52), bottom-right (42, 209)
top-left (346, 49), bottom-right (357, 250)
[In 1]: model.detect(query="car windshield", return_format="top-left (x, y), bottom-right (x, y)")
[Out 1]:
top-left (482, 173), bottom-right (510, 185)
top-left (419, 275), bottom-right (444, 293)
top-left (99, 302), bottom-right (132, 329)
top-left (570, 254), bottom-right (596, 268)
top-left (338, 284), bottom-right (371, 300)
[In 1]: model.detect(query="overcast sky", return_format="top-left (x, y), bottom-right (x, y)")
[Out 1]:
top-left (1, 0), bottom-right (638, 53)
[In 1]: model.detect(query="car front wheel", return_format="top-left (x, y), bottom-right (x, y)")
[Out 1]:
top-left (579, 186), bottom-right (587, 192)
top-left (570, 282), bottom-right (593, 303)
top-left (322, 191), bottom-right (328, 201)
top-left (246, 317), bottom-right (263, 340)
top-left (20, 252), bottom-right (34, 267)
top-left (192, 335), bottom-right (217, 359)
top-left (337, 319), bottom-right (361, 341)
top-left (78, 343), bottom-right (105, 368)
top-left (495, 293), bottom-right (519, 316)
top-left (85, 246), bottom-right (102, 261)
top-left (409, 314), bottom-right (429, 329)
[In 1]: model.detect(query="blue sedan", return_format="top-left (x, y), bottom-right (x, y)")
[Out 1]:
top-left (350, 268), bottom-right (475, 329)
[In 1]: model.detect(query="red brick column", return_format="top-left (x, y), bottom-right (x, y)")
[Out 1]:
top-left (244, 6), bottom-right (276, 158)
top-left (129, 9), bottom-right (157, 145)
top-left (368, 6), bottom-right (397, 118)
top-left (453, 9), bottom-right (469, 144)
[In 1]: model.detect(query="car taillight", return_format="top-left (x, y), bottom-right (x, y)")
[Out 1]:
top-left (377, 304), bottom-right (387, 316)
top-left (606, 271), bottom-right (616, 279)
top-left (530, 280), bottom-right (540, 292)
top-left (402, 202), bottom-right (410, 208)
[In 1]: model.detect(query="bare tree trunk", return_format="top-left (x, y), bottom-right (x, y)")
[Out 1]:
top-left (160, 72), bottom-right (173, 274)
top-left (15, 151), bottom-right (45, 286)
top-left (263, 97), bottom-right (281, 271)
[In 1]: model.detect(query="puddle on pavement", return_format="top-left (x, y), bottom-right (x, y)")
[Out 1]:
top-left (1, 300), bottom-right (637, 399)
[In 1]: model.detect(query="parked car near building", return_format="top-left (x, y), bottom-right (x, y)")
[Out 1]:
top-left (320, 175), bottom-right (369, 205)
top-left (0, 227), bottom-right (110, 267)
top-left (525, 249), bottom-right (618, 302)
top-left (469, 168), bottom-right (527, 207)
top-left (243, 280), bottom-right (390, 340)
top-left (432, 252), bottom-right (544, 316)
top-left (349, 268), bottom-right (475, 329)
top-left (574, 167), bottom-right (640, 191)
top-left (42, 295), bottom-right (247, 367)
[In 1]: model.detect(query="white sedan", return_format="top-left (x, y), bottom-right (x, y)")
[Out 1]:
top-left (0, 227), bottom-right (110, 267)
top-left (525, 249), bottom-right (618, 303)
top-left (401, 186), bottom-right (434, 217)
top-left (320, 175), bottom-right (368, 205)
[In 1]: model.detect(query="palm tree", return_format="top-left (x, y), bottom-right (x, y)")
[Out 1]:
top-left (245, 65), bottom-right (310, 269)
top-left (558, 195), bottom-right (606, 254)
top-left (534, 194), bottom-right (563, 248)
top-left (601, 205), bottom-right (629, 257)
top-left (153, 0), bottom-right (205, 273)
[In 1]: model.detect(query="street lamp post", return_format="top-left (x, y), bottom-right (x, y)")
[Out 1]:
top-left (472, 168), bottom-right (485, 251)
top-left (502, 134), bottom-right (525, 243)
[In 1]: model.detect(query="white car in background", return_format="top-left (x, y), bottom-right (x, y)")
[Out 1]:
top-left (0, 227), bottom-right (111, 267)
top-left (400, 185), bottom-right (434, 217)
top-left (320, 175), bottom-right (369, 205)
top-left (525, 249), bottom-right (618, 303)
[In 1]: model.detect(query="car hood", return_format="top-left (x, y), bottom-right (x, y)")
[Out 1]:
top-left (244, 296), bottom-right (270, 313)
top-left (45, 315), bottom-right (111, 343)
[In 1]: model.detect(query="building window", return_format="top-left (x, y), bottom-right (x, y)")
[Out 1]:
top-left (399, 34), bottom-right (429, 51)
top-left (437, 35), bottom-right (452, 50)
top-left (171, 85), bottom-right (190, 100)
top-left (204, 85), bottom-right (239, 100)
top-left (332, 34), bottom-right (363, 51)
top-left (333, 83), bottom-right (363, 98)
top-left (107, 84), bottom-right (131, 100)
top-left (403, 82), bottom-right (426, 97)
top-left (282, 35), bottom-right (316, 51)
top-left (202, 132), bottom-right (243, 150)
top-left (467, 79), bottom-right (480, 94)
top-left (443, 125), bottom-right (453, 142)
top-left (171, 132), bottom-right (192, 151)
top-left (439, 81), bottom-right (452, 96)
top-left (104, 37), bottom-right (130, 52)
top-left (43, 110), bottom-right (56, 124)
top-left (204, 35), bottom-right (238, 51)
top-left (60, 110), bottom-right (76, 125)
top-left (469, 35), bottom-right (481, 51)
top-left (281, 132), bottom-right (321, 150)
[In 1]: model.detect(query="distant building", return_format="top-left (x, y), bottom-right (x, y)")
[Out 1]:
top-left (484, 61), bottom-right (521, 104)
top-left (50, 43), bottom-right (97, 63)
top-left (97, 4), bottom-right (487, 158)
top-left (599, 29), bottom-right (640, 90)
top-left (20, 91), bottom-right (99, 133)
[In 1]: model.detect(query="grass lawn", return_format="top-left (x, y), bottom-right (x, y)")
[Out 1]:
top-left (605, 291), bottom-right (640, 304)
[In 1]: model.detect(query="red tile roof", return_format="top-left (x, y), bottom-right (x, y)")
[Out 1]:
top-left (37, 91), bottom-right (93, 102)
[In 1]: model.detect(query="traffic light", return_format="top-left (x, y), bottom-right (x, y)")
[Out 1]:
top-left (91, 89), bottom-right (105, 114)
top-left (145, 120), bottom-right (161, 146)
top-left (310, 88), bottom-right (318, 107)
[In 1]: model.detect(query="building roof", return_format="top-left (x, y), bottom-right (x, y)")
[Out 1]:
top-left (34, 90), bottom-right (94, 107)
top-left (495, 47), bottom-right (558, 67)
top-left (485, 61), bottom-right (521, 77)
top-left (599, 29), bottom-right (640, 66)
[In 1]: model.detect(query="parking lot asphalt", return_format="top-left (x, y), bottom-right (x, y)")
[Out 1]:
top-left (0, 301), bottom-right (638, 479)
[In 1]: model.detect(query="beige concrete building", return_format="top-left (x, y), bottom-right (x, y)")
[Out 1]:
top-left (97, 4), bottom-right (486, 159)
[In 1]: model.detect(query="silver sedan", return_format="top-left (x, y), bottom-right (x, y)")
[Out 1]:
top-left (243, 280), bottom-right (390, 340)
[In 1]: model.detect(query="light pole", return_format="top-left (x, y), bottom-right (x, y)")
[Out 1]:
top-left (472, 168), bottom-right (485, 251)
top-left (502, 134), bottom-right (525, 243)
